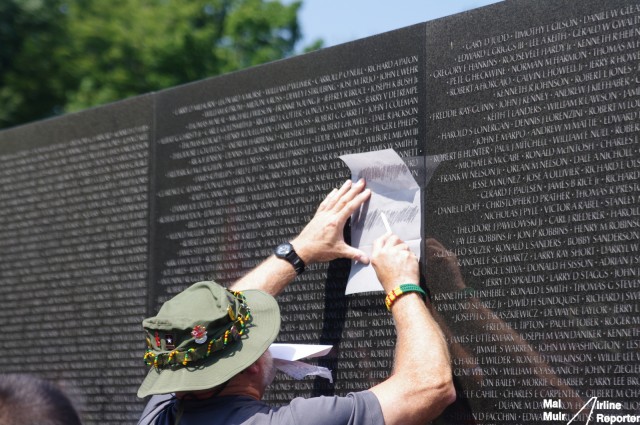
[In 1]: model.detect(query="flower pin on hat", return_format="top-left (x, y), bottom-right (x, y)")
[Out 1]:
top-left (191, 325), bottom-right (208, 344)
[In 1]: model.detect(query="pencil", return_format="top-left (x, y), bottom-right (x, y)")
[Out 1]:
top-left (380, 212), bottom-right (392, 233)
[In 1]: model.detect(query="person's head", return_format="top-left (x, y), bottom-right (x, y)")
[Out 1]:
top-left (137, 281), bottom-right (280, 398)
top-left (0, 374), bottom-right (82, 425)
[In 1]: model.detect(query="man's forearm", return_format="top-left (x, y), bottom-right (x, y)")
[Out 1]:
top-left (392, 294), bottom-right (453, 397)
top-left (371, 293), bottom-right (455, 425)
top-left (229, 255), bottom-right (298, 296)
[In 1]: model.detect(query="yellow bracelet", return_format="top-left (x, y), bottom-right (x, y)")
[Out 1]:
top-left (385, 284), bottom-right (427, 311)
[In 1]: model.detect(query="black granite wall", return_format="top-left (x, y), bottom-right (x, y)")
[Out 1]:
top-left (0, 0), bottom-right (638, 423)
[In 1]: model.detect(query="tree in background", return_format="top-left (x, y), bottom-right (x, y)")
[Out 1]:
top-left (0, 0), bottom-right (68, 128)
top-left (0, 0), bottom-right (321, 130)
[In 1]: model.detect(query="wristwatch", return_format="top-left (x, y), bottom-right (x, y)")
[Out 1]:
top-left (274, 242), bottom-right (306, 275)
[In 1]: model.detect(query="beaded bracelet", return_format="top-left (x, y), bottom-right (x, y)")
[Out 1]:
top-left (385, 284), bottom-right (427, 311)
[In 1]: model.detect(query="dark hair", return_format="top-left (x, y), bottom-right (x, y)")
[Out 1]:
top-left (0, 374), bottom-right (82, 425)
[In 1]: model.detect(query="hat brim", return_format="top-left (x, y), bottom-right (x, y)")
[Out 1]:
top-left (137, 289), bottom-right (280, 398)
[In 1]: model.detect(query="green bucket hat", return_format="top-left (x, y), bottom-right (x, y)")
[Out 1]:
top-left (137, 281), bottom-right (280, 398)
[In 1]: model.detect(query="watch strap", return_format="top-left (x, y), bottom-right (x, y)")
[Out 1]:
top-left (274, 243), bottom-right (305, 275)
top-left (286, 252), bottom-right (305, 275)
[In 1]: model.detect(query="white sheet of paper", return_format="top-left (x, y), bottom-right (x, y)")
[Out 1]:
top-left (269, 344), bottom-right (334, 382)
top-left (273, 359), bottom-right (334, 382)
top-left (339, 148), bottom-right (422, 294)
top-left (268, 343), bottom-right (332, 361)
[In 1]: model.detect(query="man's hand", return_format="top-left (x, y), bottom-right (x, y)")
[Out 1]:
top-left (291, 179), bottom-right (371, 265)
top-left (231, 179), bottom-right (370, 295)
top-left (371, 232), bottom-right (420, 293)
top-left (370, 233), bottom-right (456, 425)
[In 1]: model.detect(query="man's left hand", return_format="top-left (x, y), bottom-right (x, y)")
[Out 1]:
top-left (292, 179), bottom-right (371, 265)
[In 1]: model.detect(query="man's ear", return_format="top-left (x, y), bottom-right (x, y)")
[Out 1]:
top-left (243, 361), bottom-right (261, 375)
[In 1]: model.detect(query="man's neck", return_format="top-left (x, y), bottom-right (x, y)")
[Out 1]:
top-left (218, 382), bottom-right (262, 400)
top-left (175, 374), bottom-right (263, 401)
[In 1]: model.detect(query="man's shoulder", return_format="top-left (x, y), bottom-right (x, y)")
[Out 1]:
top-left (138, 392), bottom-right (384, 425)
top-left (137, 394), bottom-right (175, 425)
top-left (279, 391), bottom-right (384, 425)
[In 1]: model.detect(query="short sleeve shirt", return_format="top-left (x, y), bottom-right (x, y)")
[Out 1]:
top-left (140, 391), bottom-right (384, 425)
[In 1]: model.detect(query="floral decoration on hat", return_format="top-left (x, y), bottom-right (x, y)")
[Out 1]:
top-left (191, 325), bottom-right (208, 344)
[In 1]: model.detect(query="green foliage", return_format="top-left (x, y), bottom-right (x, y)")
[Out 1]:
top-left (0, 0), bottom-right (318, 129)
top-left (0, 0), bottom-right (68, 127)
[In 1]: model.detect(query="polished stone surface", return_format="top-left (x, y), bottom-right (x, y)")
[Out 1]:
top-left (0, 1), bottom-right (638, 423)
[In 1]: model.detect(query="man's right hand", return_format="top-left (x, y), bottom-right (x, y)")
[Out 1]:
top-left (369, 233), bottom-right (455, 425)
top-left (371, 232), bottom-right (420, 293)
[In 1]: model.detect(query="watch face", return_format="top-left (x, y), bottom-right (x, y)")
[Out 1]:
top-left (275, 243), bottom-right (292, 256)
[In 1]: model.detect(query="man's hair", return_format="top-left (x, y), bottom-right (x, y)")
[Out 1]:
top-left (0, 374), bottom-right (83, 425)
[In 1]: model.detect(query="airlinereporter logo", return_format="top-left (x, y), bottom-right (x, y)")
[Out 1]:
top-left (542, 397), bottom-right (640, 424)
